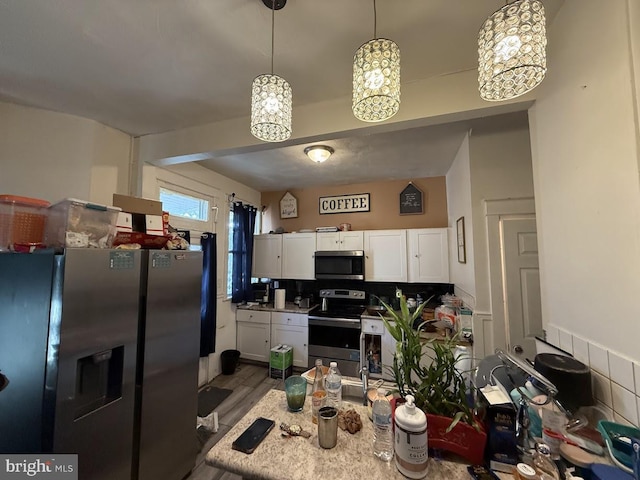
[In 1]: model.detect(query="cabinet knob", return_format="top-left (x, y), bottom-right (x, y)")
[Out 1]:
top-left (265, 339), bottom-right (268, 343)
top-left (303, 343), bottom-right (307, 347)
top-left (415, 254), bottom-right (419, 258)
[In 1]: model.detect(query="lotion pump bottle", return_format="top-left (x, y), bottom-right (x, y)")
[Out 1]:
top-left (394, 394), bottom-right (428, 479)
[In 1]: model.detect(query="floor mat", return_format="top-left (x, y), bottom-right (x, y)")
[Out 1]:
top-left (197, 386), bottom-right (232, 417)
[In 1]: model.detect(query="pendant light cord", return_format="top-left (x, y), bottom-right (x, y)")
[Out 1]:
top-left (271, 0), bottom-right (275, 74)
top-left (373, 0), bottom-right (377, 39)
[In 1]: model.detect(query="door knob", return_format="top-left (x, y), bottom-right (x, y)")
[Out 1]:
top-left (513, 345), bottom-right (524, 354)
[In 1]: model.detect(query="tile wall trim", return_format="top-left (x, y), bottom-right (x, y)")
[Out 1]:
top-left (546, 323), bottom-right (639, 428)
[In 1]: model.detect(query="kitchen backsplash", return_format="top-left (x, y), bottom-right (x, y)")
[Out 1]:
top-left (254, 279), bottom-right (453, 307)
top-left (546, 323), bottom-right (640, 428)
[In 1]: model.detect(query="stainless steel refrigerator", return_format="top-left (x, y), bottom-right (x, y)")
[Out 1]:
top-left (0, 249), bottom-right (141, 480)
top-left (0, 248), bottom-right (202, 480)
top-left (133, 250), bottom-right (202, 480)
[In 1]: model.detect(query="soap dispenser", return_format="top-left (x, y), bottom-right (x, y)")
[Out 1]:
top-left (394, 395), bottom-right (428, 479)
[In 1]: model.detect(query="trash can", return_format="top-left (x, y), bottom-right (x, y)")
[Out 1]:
top-left (221, 349), bottom-right (241, 375)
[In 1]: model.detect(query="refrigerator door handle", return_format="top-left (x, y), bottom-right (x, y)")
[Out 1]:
top-left (92, 350), bottom-right (113, 363)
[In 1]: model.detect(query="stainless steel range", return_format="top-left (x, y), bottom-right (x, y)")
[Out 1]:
top-left (308, 289), bottom-right (366, 378)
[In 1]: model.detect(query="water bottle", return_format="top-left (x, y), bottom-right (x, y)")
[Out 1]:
top-left (324, 361), bottom-right (342, 409)
top-left (372, 389), bottom-right (394, 461)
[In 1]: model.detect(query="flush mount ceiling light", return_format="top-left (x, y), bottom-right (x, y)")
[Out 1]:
top-left (478, 0), bottom-right (547, 101)
top-left (304, 145), bottom-right (334, 163)
top-left (352, 0), bottom-right (400, 122)
top-left (250, 0), bottom-right (292, 142)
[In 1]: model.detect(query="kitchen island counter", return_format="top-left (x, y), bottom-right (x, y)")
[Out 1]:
top-left (205, 389), bottom-right (473, 480)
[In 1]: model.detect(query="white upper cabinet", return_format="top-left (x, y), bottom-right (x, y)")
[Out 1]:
top-left (407, 228), bottom-right (449, 283)
top-left (281, 233), bottom-right (316, 280)
top-left (316, 231), bottom-right (364, 251)
top-left (252, 234), bottom-right (282, 279)
top-left (364, 230), bottom-right (407, 282)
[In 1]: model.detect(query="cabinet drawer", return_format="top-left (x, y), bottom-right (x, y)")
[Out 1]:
top-left (271, 312), bottom-right (307, 327)
top-left (236, 309), bottom-right (270, 324)
top-left (362, 318), bottom-right (385, 334)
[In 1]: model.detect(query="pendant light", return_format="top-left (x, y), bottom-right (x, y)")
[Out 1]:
top-left (304, 145), bottom-right (334, 163)
top-left (250, 0), bottom-right (292, 142)
top-left (352, 0), bottom-right (400, 122)
top-left (478, 0), bottom-right (547, 102)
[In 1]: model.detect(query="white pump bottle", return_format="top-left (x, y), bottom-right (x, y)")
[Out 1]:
top-left (394, 394), bottom-right (429, 479)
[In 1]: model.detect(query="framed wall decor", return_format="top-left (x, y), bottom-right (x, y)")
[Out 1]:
top-left (456, 216), bottom-right (466, 264)
top-left (399, 182), bottom-right (424, 215)
top-left (280, 191), bottom-right (298, 219)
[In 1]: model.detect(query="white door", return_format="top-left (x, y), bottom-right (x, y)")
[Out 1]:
top-left (316, 232), bottom-right (340, 250)
top-left (252, 235), bottom-right (282, 278)
top-left (270, 324), bottom-right (308, 368)
top-left (237, 322), bottom-right (270, 362)
top-left (340, 231), bottom-right (364, 250)
top-left (281, 233), bottom-right (316, 279)
top-left (407, 228), bottom-right (449, 283)
top-left (364, 230), bottom-right (407, 282)
top-left (502, 216), bottom-right (542, 360)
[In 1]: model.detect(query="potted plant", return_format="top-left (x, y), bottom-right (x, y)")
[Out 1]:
top-left (378, 294), bottom-right (487, 464)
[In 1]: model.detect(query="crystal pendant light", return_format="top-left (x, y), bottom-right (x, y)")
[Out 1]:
top-left (478, 0), bottom-right (547, 101)
top-left (250, 0), bottom-right (292, 142)
top-left (352, 0), bottom-right (400, 122)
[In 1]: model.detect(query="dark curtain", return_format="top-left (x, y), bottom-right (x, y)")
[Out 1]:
top-left (200, 232), bottom-right (217, 357)
top-left (231, 202), bottom-right (257, 303)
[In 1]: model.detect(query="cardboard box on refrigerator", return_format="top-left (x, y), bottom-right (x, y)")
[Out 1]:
top-left (112, 194), bottom-right (163, 216)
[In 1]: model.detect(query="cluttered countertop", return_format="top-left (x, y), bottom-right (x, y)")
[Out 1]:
top-left (205, 388), bottom-right (473, 480)
top-left (237, 302), bottom-right (318, 315)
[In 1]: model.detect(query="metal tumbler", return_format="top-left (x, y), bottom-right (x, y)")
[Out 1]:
top-left (318, 406), bottom-right (338, 449)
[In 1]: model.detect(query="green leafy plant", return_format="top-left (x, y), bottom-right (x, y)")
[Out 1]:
top-left (378, 294), bottom-right (479, 432)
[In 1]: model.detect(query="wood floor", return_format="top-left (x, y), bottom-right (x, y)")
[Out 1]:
top-left (186, 361), bottom-right (284, 480)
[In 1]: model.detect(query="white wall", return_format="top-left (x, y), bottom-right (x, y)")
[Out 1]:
top-left (445, 133), bottom-right (475, 308)
top-left (0, 101), bottom-right (131, 204)
top-left (469, 115), bottom-right (535, 315)
top-left (529, 0), bottom-right (640, 426)
top-left (141, 161), bottom-right (261, 384)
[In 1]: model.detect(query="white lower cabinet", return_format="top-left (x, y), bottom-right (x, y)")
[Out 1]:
top-left (236, 310), bottom-right (271, 363)
top-left (270, 312), bottom-right (308, 368)
top-left (236, 310), bottom-right (308, 367)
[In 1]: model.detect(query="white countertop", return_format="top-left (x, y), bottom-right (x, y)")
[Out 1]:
top-left (205, 388), bottom-right (475, 480)
top-left (237, 302), bottom-right (318, 314)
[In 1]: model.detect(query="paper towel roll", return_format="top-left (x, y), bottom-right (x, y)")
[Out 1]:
top-left (274, 289), bottom-right (286, 309)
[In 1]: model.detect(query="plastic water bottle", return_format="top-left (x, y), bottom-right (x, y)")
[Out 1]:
top-left (324, 361), bottom-right (342, 409)
top-left (372, 389), bottom-right (394, 461)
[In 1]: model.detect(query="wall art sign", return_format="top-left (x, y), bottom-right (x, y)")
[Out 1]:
top-left (399, 182), bottom-right (424, 215)
top-left (319, 193), bottom-right (370, 215)
top-left (280, 191), bottom-right (298, 219)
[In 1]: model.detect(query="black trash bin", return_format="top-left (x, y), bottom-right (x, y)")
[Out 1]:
top-left (221, 350), bottom-right (241, 375)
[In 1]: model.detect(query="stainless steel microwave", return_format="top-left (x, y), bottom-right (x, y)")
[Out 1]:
top-left (314, 250), bottom-right (365, 280)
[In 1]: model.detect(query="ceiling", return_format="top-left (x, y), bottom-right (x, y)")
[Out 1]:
top-left (0, 0), bottom-right (563, 191)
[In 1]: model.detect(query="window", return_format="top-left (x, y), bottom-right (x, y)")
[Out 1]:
top-left (227, 205), bottom-right (261, 298)
top-left (159, 187), bottom-right (209, 222)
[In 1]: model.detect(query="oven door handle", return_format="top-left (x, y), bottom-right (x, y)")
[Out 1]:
top-left (308, 318), bottom-right (361, 329)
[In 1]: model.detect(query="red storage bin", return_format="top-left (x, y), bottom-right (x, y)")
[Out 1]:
top-left (0, 195), bottom-right (50, 251)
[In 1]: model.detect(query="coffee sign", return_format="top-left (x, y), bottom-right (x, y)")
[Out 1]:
top-left (319, 193), bottom-right (370, 215)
